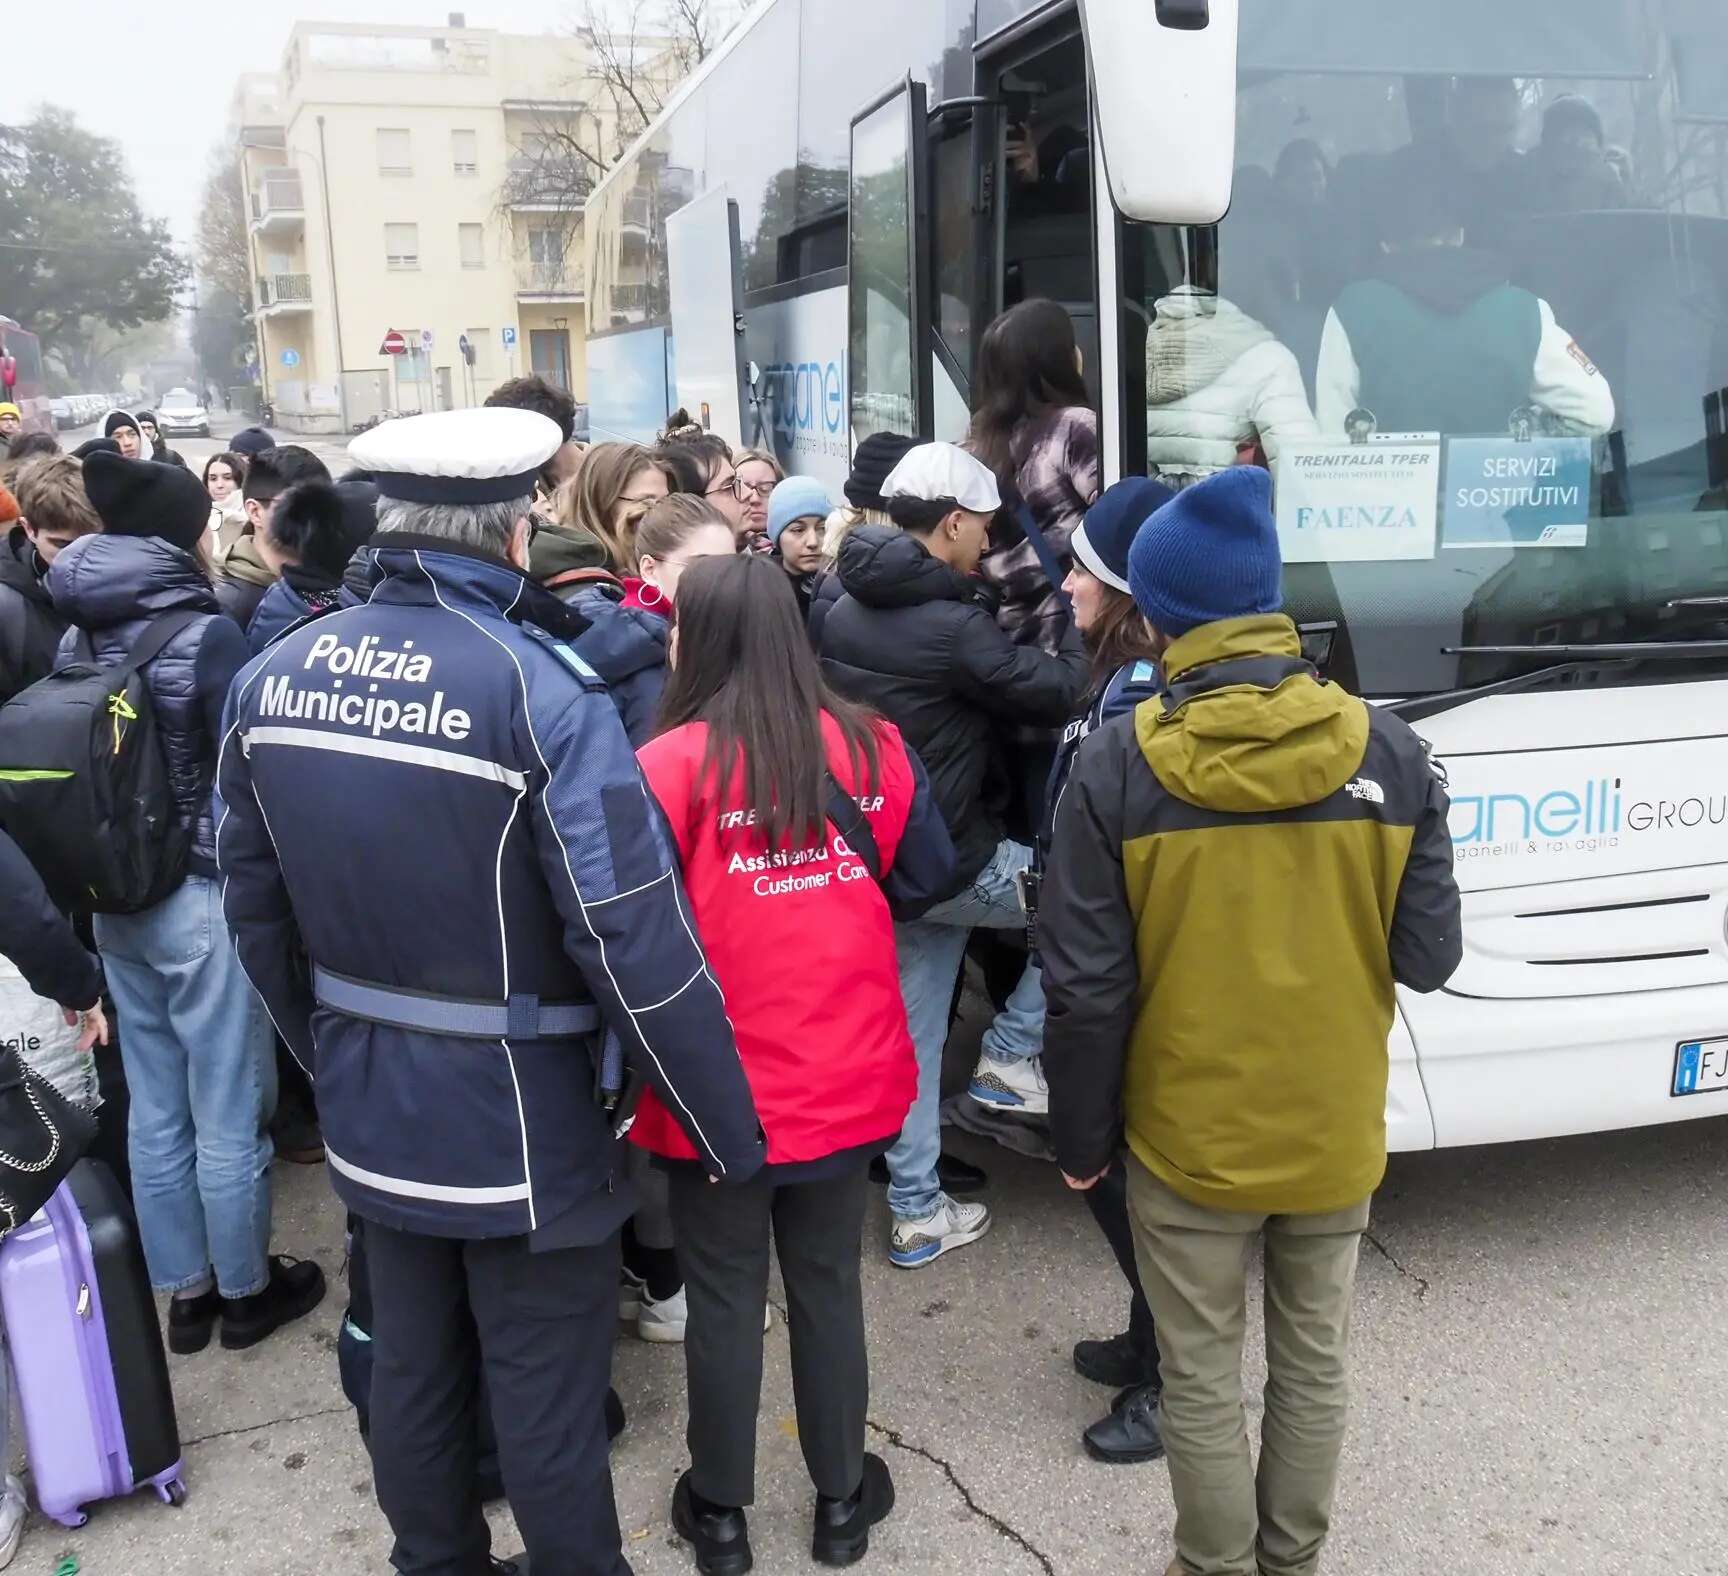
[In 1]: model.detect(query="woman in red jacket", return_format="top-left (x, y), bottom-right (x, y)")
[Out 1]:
top-left (634, 552), bottom-right (954, 1575)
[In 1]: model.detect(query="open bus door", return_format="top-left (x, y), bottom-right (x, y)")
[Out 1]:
top-left (847, 77), bottom-right (933, 449)
top-left (665, 187), bottom-right (750, 450)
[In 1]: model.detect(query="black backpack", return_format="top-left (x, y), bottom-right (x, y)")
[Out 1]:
top-left (0, 611), bottom-right (199, 914)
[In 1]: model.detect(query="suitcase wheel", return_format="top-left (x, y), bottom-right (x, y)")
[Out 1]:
top-left (157, 1479), bottom-right (188, 1508)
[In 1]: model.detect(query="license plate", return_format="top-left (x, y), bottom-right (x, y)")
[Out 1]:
top-left (1672, 1038), bottom-right (1728, 1097)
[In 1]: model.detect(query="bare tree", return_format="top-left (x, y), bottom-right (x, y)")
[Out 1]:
top-left (195, 144), bottom-right (252, 307)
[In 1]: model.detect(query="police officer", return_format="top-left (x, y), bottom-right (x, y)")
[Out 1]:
top-left (215, 407), bottom-right (766, 1576)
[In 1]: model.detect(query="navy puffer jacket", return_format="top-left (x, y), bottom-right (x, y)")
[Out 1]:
top-left (553, 579), bottom-right (668, 747)
top-left (49, 534), bottom-right (251, 879)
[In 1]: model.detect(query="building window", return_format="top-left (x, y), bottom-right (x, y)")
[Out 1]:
top-left (459, 223), bottom-right (486, 269)
top-left (385, 223), bottom-right (420, 269)
top-left (528, 226), bottom-right (562, 267)
top-left (377, 128), bottom-right (412, 175)
top-left (452, 129), bottom-right (478, 176)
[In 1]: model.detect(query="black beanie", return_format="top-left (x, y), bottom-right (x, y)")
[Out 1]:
top-left (72, 437), bottom-right (122, 461)
top-left (230, 426), bottom-right (276, 458)
top-left (103, 411), bottom-right (141, 440)
top-left (82, 452), bottom-right (210, 555)
top-left (845, 432), bottom-right (922, 512)
top-left (271, 479), bottom-right (379, 579)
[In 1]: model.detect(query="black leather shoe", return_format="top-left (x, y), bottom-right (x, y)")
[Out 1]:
top-left (868, 1153), bottom-right (988, 1194)
top-left (1082, 1382), bottom-right (1166, 1464)
top-left (812, 1453), bottom-right (895, 1566)
top-left (1073, 1330), bottom-right (1155, 1389)
top-left (605, 1387), bottom-right (626, 1444)
top-left (167, 1287), bottom-right (220, 1355)
top-left (220, 1255), bottom-right (327, 1350)
top-left (488, 1557), bottom-right (527, 1575)
top-left (672, 1471), bottom-right (752, 1575)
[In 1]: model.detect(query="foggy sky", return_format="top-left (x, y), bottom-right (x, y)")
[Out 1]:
top-left (7, 2), bottom-right (583, 252)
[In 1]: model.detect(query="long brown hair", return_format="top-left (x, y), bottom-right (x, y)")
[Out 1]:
top-left (656, 554), bottom-right (881, 851)
top-left (571, 441), bottom-right (665, 570)
top-left (967, 298), bottom-right (1091, 486)
top-left (635, 493), bottom-right (729, 575)
top-left (1085, 584), bottom-right (1160, 699)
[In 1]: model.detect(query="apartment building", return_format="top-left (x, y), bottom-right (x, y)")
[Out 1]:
top-left (232, 17), bottom-right (609, 434)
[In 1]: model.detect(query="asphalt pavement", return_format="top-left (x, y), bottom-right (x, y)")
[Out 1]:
top-left (27, 413), bottom-right (1728, 1575)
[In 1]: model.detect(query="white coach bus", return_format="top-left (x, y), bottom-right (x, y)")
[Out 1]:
top-left (586, 0), bottom-right (1728, 1152)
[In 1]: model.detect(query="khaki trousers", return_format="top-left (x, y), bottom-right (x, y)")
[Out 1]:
top-left (1126, 1157), bottom-right (1370, 1576)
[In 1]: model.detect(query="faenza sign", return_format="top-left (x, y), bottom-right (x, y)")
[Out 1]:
top-left (1274, 435), bottom-right (1440, 564)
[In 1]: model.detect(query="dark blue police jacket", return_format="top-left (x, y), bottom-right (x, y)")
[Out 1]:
top-left (215, 533), bottom-right (765, 1240)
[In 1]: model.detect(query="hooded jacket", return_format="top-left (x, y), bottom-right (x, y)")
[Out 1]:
top-left (1317, 248), bottom-right (1615, 438)
top-left (1040, 614), bottom-right (1462, 1215)
top-left (49, 533), bottom-right (251, 879)
top-left (531, 520), bottom-right (668, 746)
top-left (817, 527), bottom-right (1087, 895)
top-left (215, 534), bottom-right (766, 1239)
top-left (1145, 288), bottom-right (1317, 482)
top-left (0, 524), bottom-right (65, 705)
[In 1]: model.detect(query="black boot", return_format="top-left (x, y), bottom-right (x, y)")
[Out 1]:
top-left (488, 1559), bottom-right (528, 1575)
top-left (167, 1286), bottom-right (220, 1355)
top-left (812, 1453), bottom-right (895, 1566)
top-left (672, 1471), bottom-right (752, 1575)
top-left (220, 1256), bottom-right (327, 1350)
top-left (1082, 1382), bottom-right (1166, 1464)
top-left (1072, 1330), bottom-right (1155, 1389)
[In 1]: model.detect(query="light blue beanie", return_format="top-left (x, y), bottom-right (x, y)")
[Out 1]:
top-left (1127, 467), bottom-right (1282, 638)
top-left (767, 476), bottom-right (833, 545)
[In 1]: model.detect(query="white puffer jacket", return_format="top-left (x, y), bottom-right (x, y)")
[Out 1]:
top-left (1144, 290), bottom-right (1317, 483)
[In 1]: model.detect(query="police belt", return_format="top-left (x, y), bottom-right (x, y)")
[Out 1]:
top-left (312, 965), bottom-right (601, 1041)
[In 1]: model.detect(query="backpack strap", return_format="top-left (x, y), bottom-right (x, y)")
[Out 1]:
top-left (824, 772), bottom-right (882, 883)
top-left (108, 611), bottom-right (204, 682)
top-left (1014, 503), bottom-right (1075, 615)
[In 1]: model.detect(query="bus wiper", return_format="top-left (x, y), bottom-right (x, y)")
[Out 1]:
top-left (1385, 640), bottom-right (1728, 725)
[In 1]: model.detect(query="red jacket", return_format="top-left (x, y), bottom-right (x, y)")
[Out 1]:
top-left (630, 713), bottom-right (921, 1166)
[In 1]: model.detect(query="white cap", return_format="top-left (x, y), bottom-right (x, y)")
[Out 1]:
top-left (879, 443), bottom-right (1002, 514)
top-left (348, 407), bottom-right (562, 505)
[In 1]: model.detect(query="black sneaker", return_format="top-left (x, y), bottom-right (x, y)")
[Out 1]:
top-left (672, 1471), bottom-right (752, 1575)
top-left (1073, 1330), bottom-right (1154, 1389)
top-left (1082, 1382), bottom-right (1166, 1465)
top-left (220, 1256), bottom-right (327, 1350)
top-left (488, 1558), bottom-right (527, 1575)
top-left (167, 1287), bottom-right (220, 1355)
top-left (812, 1453), bottom-right (895, 1567)
top-left (867, 1153), bottom-right (988, 1195)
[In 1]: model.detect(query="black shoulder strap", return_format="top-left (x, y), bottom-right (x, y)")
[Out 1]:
top-left (111, 610), bottom-right (203, 683)
top-left (1014, 504), bottom-right (1074, 614)
top-left (824, 772), bottom-right (882, 883)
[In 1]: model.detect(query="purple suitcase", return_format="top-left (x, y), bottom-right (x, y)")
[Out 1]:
top-left (0, 1161), bottom-right (185, 1526)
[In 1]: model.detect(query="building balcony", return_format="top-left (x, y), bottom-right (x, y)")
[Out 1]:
top-left (516, 259), bottom-right (585, 303)
top-left (257, 273), bottom-right (313, 316)
top-left (250, 172), bottom-right (305, 236)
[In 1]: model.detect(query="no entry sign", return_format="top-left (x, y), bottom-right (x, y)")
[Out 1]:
top-left (380, 329), bottom-right (408, 356)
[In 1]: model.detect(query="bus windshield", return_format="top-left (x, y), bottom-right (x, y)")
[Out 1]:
top-left (1118, 0), bottom-right (1728, 697)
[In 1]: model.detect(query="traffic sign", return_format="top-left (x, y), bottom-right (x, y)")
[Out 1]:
top-left (501, 326), bottom-right (518, 348)
top-left (380, 330), bottom-right (407, 356)
top-left (420, 328), bottom-right (435, 352)
top-left (459, 334), bottom-right (475, 368)
top-left (280, 348), bottom-right (300, 369)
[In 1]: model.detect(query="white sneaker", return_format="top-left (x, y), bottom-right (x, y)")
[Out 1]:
top-left (0, 1474), bottom-right (26, 1570)
top-left (968, 1053), bottom-right (1049, 1116)
top-left (890, 1194), bottom-right (992, 1269)
top-left (637, 1284), bottom-right (773, 1343)
top-left (619, 1266), bottom-right (647, 1322)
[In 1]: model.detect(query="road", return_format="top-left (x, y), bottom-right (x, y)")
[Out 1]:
top-left (53, 409), bottom-right (355, 477)
top-left (30, 412), bottom-right (1728, 1575)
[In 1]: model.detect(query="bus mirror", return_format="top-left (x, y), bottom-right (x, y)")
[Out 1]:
top-left (1079, 0), bottom-right (1238, 225)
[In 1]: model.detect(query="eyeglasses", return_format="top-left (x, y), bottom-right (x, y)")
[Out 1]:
top-left (737, 478), bottom-right (776, 500)
top-left (705, 474), bottom-right (744, 502)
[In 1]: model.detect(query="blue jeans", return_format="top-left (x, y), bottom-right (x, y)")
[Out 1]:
top-left (887, 840), bottom-right (1046, 1220)
top-left (95, 877), bottom-right (276, 1297)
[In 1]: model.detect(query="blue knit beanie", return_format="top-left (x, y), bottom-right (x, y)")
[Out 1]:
top-left (1072, 476), bottom-right (1175, 592)
top-left (1127, 467), bottom-right (1282, 637)
top-left (767, 475), bottom-right (833, 545)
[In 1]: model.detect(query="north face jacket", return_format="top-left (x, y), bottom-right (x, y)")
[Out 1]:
top-left (49, 533), bottom-right (251, 879)
top-left (817, 527), bottom-right (1087, 897)
top-left (0, 525), bottom-right (64, 706)
top-left (1040, 614), bottom-right (1462, 1215)
top-left (215, 534), bottom-right (765, 1239)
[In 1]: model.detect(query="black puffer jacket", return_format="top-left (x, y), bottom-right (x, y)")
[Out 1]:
top-left (50, 534), bottom-right (251, 879)
top-left (0, 525), bottom-right (65, 706)
top-left (818, 527), bottom-right (1087, 895)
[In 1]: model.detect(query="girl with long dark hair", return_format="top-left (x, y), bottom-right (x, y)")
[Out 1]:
top-left (631, 554), bottom-right (954, 1575)
top-left (966, 298), bottom-right (1100, 653)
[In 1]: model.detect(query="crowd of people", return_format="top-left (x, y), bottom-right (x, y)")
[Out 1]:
top-left (0, 297), bottom-right (1462, 1576)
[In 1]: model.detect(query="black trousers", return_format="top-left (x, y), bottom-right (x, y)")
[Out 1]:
top-left (667, 1161), bottom-right (870, 1508)
top-left (365, 1221), bottom-right (630, 1576)
top-left (1084, 1163), bottom-right (1162, 1376)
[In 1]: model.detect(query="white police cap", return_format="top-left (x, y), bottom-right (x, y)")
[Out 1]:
top-left (879, 442), bottom-right (1002, 514)
top-left (348, 407), bottom-right (563, 506)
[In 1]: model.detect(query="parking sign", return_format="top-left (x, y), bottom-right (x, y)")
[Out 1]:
top-left (502, 326), bottom-right (518, 348)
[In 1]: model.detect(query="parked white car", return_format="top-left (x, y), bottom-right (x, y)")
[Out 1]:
top-left (157, 389), bottom-right (210, 438)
